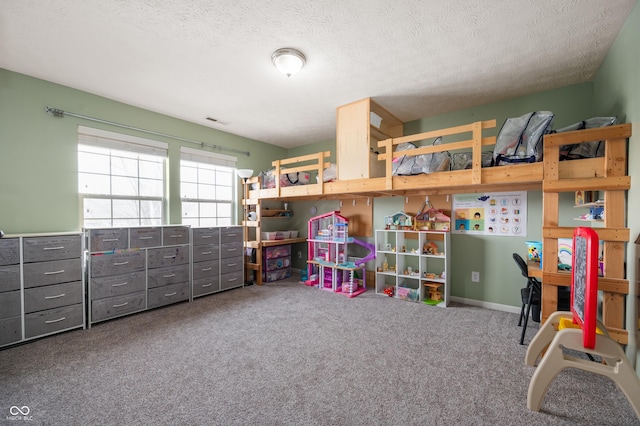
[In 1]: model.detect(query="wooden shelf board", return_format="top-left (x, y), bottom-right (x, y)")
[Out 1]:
top-left (261, 237), bottom-right (306, 247)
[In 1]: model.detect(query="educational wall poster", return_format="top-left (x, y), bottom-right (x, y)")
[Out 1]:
top-left (452, 191), bottom-right (527, 236)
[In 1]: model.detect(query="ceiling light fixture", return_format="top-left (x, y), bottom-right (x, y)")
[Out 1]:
top-left (272, 48), bottom-right (306, 77)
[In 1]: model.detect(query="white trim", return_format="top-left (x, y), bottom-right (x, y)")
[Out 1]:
top-left (78, 125), bottom-right (168, 155)
top-left (180, 146), bottom-right (237, 168)
top-left (450, 296), bottom-right (521, 314)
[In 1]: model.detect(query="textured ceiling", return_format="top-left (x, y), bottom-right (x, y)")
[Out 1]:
top-left (1, 0), bottom-right (636, 148)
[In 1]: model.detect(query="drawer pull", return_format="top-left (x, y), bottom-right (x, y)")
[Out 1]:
top-left (113, 261), bottom-right (129, 266)
top-left (44, 270), bottom-right (65, 275)
top-left (164, 292), bottom-right (177, 297)
top-left (227, 263), bottom-right (237, 267)
top-left (227, 277), bottom-right (238, 282)
top-left (102, 238), bottom-right (119, 242)
top-left (170, 234), bottom-right (183, 238)
top-left (45, 317), bottom-right (66, 324)
top-left (140, 236), bottom-right (154, 240)
top-left (112, 282), bottom-right (128, 287)
top-left (45, 293), bottom-right (66, 299)
top-left (202, 251), bottom-right (212, 255)
top-left (164, 255), bottom-right (177, 259)
top-left (163, 273), bottom-right (176, 278)
top-left (202, 267), bottom-right (212, 272)
top-left (227, 248), bottom-right (238, 252)
top-left (43, 246), bottom-right (64, 251)
top-left (201, 235), bottom-right (212, 239)
top-left (113, 302), bottom-right (129, 308)
top-left (202, 283), bottom-right (213, 288)
top-left (227, 233), bottom-right (237, 237)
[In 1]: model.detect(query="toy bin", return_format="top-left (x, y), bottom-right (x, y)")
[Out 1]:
top-left (525, 241), bottom-right (543, 268)
top-left (264, 245), bottom-right (291, 259)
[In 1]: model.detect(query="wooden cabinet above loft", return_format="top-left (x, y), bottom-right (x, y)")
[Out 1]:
top-left (336, 97), bottom-right (403, 180)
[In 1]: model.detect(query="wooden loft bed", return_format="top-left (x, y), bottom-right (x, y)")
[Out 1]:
top-left (247, 119), bottom-right (544, 202)
top-left (244, 118), bottom-right (635, 346)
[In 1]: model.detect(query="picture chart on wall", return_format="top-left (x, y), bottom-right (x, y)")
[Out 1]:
top-left (452, 191), bottom-right (527, 236)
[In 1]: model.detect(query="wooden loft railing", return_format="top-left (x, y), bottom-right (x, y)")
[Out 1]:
top-left (540, 123), bottom-right (633, 345)
top-left (249, 119), bottom-right (544, 201)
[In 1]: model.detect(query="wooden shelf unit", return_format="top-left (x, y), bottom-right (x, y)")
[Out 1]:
top-left (541, 123), bottom-right (632, 345)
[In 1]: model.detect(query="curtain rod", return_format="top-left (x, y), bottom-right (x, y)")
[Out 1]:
top-left (44, 106), bottom-right (250, 157)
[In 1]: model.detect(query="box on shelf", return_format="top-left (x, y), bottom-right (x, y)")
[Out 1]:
top-left (575, 190), bottom-right (598, 205)
top-left (261, 231), bottom-right (284, 241)
top-left (396, 286), bottom-right (420, 301)
top-left (526, 241), bottom-right (542, 268)
top-left (264, 245), bottom-right (291, 259)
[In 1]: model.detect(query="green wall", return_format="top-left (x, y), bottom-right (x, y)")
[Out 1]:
top-left (0, 69), bottom-right (284, 234)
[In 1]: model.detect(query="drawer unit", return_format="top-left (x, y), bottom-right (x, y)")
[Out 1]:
top-left (220, 271), bottom-right (243, 291)
top-left (86, 225), bottom-right (191, 327)
top-left (90, 291), bottom-right (146, 323)
top-left (264, 245), bottom-right (291, 260)
top-left (264, 267), bottom-right (292, 283)
top-left (90, 271), bottom-right (146, 300)
top-left (220, 242), bottom-right (242, 259)
top-left (88, 228), bottom-right (128, 252)
top-left (220, 227), bottom-right (242, 243)
top-left (220, 257), bottom-right (243, 274)
top-left (24, 281), bottom-right (83, 313)
top-left (264, 256), bottom-right (291, 272)
top-left (130, 227), bottom-right (162, 248)
top-left (23, 235), bottom-right (81, 263)
top-left (0, 291), bottom-right (21, 319)
top-left (148, 264), bottom-right (189, 288)
top-left (192, 243), bottom-right (220, 262)
top-left (0, 317), bottom-right (21, 347)
top-left (192, 260), bottom-right (219, 281)
top-left (23, 258), bottom-right (82, 288)
top-left (1, 232), bottom-right (85, 349)
top-left (90, 250), bottom-right (146, 277)
top-left (0, 238), bottom-right (19, 266)
top-left (148, 282), bottom-right (189, 309)
top-left (147, 245), bottom-right (190, 269)
top-left (0, 264), bottom-right (20, 292)
top-left (192, 227), bottom-right (219, 245)
top-left (162, 226), bottom-right (190, 245)
top-left (24, 303), bottom-right (84, 338)
top-left (192, 276), bottom-right (220, 297)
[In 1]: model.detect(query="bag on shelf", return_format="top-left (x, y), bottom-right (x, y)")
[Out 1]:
top-left (555, 117), bottom-right (617, 160)
top-left (392, 137), bottom-right (450, 176)
top-left (493, 111), bottom-right (554, 166)
top-left (451, 151), bottom-right (494, 170)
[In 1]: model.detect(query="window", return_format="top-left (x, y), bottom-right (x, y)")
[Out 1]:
top-left (180, 147), bottom-right (237, 227)
top-left (78, 126), bottom-right (168, 228)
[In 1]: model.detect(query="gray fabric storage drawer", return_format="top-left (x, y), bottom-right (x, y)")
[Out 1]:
top-left (147, 245), bottom-right (190, 269)
top-left (89, 228), bottom-right (129, 252)
top-left (192, 243), bottom-right (219, 262)
top-left (147, 264), bottom-right (189, 288)
top-left (91, 291), bottom-right (146, 323)
top-left (220, 271), bottom-right (243, 291)
top-left (147, 281), bottom-right (189, 309)
top-left (162, 226), bottom-right (189, 246)
top-left (0, 238), bottom-right (19, 266)
top-left (192, 227), bottom-right (219, 245)
top-left (0, 265), bottom-right (20, 292)
top-left (192, 260), bottom-right (219, 280)
top-left (23, 235), bottom-right (81, 262)
top-left (90, 271), bottom-right (146, 300)
top-left (24, 303), bottom-right (84, 338)
top-left (129, 227), bottom-right (162, 248)
top-left (24, 281), bottom-right (83, 314)
top-left (220, 242), bottom-right (242, 259)
top-left (90, 250), bottom-right (145, 277)
top-left (0, 316), bottom-right (21, 347)
top-left (23, 258), bottom-right (82, 288)
top-left (192, 276), bottom-right (220, 297)
top-left (220, 227), bottom-right (242, 243)
top-left (0, 290), bottom-right (21, 319)
top-left (220, 257), bottom-right (243, 274)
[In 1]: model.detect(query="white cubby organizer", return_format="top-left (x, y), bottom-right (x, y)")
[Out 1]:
top-left (375, 229), bottom-right (450, 306)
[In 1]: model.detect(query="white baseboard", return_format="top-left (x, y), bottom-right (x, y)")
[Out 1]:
top-left (450, 296), bottom-right (521, 315)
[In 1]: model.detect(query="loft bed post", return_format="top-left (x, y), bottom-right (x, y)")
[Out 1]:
top-left (471, 120), bottom-right (482, 185)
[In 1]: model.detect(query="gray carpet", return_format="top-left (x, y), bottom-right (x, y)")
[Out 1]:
top-left (1, 278), bottom-right (638, 426)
